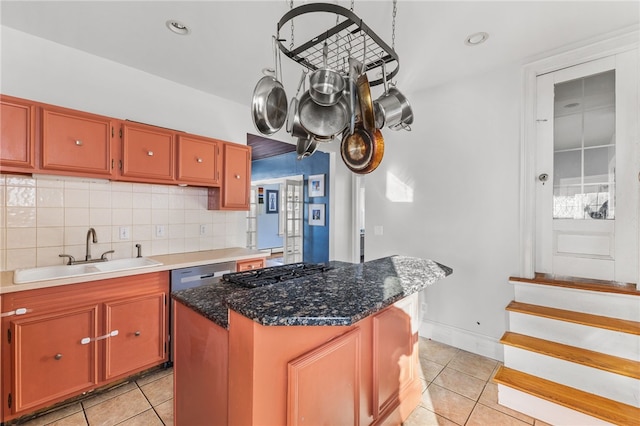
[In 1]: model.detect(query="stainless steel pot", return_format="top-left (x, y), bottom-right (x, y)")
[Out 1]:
top-left (296, 137), bottom-right (318, 160)
top-left (298, 91), bottom-right (348, 140)
top-left (308, 43), bottom-right (345, 107)
top-left (374, 61), bottom-right (413, 131)
top-left (287, 70), bottom-right (308, 138)
top-left (251, 38), bottom-right (287, 136)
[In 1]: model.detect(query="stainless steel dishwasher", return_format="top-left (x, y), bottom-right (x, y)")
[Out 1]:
top-left (168, 261), bottom-right (236, 363)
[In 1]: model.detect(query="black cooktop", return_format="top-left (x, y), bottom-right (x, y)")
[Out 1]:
top-left (222, 262), bottom-right (331, 288)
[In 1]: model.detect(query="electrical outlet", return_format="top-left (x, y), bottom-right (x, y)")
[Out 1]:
top-left (119, 226), bottom-right (130, 240)
top-left (156, 225), bottom-right (166, 238)
top-left (200, 224), bottom-right (207, 236)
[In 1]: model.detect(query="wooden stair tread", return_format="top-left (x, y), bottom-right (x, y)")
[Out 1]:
top-left (506, 301), bottom-right (640, 336)
top-left (501, 331), bottom-right (640, 379)
top-left (510, 273), bottom-right (638, 296)
top-left (494, 366), bottom-right (640, 425)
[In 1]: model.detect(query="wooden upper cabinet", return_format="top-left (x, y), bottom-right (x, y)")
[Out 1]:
top-left (0, 95), bottom-right (36, 173)
top-left (120, 121), bottom-right (175, 183)
top-left (208, 143), bottom-right (251, 210)
top-left (41, 106), bottom-right (114, 177)
top-left (177, 134), bottom-right (221, 186)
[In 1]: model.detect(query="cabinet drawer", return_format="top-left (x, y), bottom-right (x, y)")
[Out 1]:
top-left (41, 107), bottom-right (113, 177)
top-left (237, 258), bottom-right (265, 272)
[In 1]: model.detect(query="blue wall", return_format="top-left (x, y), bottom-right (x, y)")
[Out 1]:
top-left (252, 151), bottom-right (330, 263)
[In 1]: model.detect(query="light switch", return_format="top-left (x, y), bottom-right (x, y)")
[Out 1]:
top-left (156, 225), bottom-right (166, 238)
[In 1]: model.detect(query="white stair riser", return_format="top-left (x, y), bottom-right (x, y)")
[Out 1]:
top-left (504, 346), bottom-right (640, 407)
top-left (497, 384), bottom-right (615, 426)
top-left (512, 282), bottom-right (640, 321)
top-left (509, 312), bottom-right (640, 361)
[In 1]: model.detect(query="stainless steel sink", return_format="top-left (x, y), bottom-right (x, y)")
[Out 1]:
top-left (13, 258), bottom-right (163, 284)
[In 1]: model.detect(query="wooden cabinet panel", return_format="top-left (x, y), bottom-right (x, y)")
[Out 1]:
top-left (104, 293), bottom-right (166, 380)
top-left (373, 294), bottom-right (420, 421)
top-left (0, 95), bottom-right (36, 172)
top-left (177, 135), bottom-right (221, 186)
top-left (208, 143), bottom-right (251, 210)
top-left (1, 272), bottom-right (168, 422)
top-left (236, 258), bottom-right (265, 272)
top-left (121, 122), bottom-right (175, 183)
top-left (8, 306), bottom-right (99, 414)
top-left (287, 327), bottom-right (361, 426)
top-left (41, 106), bottom-right (113, 177)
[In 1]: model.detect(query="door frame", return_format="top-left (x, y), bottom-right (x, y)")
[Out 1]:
top-left (519, 27), bottom-right (639, 279)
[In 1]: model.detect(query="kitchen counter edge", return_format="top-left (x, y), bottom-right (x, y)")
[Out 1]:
top-left (0, 247), bottom-right (267, 294)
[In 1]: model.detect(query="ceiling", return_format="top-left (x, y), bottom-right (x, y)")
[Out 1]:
top-left (2, 1), bottom-right (638, 111)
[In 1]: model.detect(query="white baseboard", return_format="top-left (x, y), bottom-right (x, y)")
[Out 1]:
top-left (419, 319), bottom-right (504, 362)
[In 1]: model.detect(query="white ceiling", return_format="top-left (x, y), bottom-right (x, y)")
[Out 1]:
top-left (1, 1), bottom-right (638, 106)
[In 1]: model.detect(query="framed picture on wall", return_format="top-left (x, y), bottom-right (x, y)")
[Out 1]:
top-left (266, 190), bottom-right (279, 214)
top-left (308, 174), bottom-right (325, 197)
top-left (309, 204), bottom-right (325, 226)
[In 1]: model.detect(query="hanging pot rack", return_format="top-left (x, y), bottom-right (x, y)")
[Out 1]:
top-left (276, 3), bottom-right (399, 87)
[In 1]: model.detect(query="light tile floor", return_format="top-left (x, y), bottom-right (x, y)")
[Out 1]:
top-left (14, 338), bottom-right (550, 425)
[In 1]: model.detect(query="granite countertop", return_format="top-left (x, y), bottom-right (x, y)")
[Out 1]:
top-left (0, 247), bottom-right (267, 294)
top-left (172, 256), bottom-right (453, 328)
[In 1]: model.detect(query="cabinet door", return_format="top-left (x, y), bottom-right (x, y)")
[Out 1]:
top-left (177, 135), bottom-right (221, 186)
top-left (236, 258), bottom-right (265, 272)
top-left (103, 293), bottom-right (166, 380)
top-left (41, 106), bottom-right (113, 177)
top-left (373, 294), bottom-right (420, 417)
top-left (121, 122), bottom-right (175, 183)
top-left (287, 328), bottom-right (361, 426)
top-left (7, 306), bottom-right (99, 415)
top-left (208, 143), bottom-right (251, 210)
top-left (0, 95), bottom-right (36, 172)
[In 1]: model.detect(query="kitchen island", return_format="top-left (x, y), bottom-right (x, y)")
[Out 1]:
top-left (172, 256), bottom-right (452, 426)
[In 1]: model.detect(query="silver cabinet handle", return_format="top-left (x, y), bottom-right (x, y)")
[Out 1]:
top-left (235, 174), bottom-right (240, 179)
top-left (75, 140), bottom-right (83, 146)
top-left (54, 353), bottom-right (63, 360)
top-left (134, 331), bottom-right (141, 336)
top-left (147, 151), bottom-right (154, 156)
top-left (196, 158), bottom-right (203, 163)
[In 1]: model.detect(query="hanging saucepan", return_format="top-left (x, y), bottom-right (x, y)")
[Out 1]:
top-left (287, 69), bottom-right (308, 139)
top-left (347, 56), bottom-right (363, 135)
top-left (374, 61), bottom-right (413, 131)
top-left (296, 137), bottom-right (318, 160)
top-left (298, 90), bottom-right (349, 140)
top-left (251, 37), bottom-right (288, 136)
top-left (357, 72), bottom-right (376, 133)
top-left (309, 42), bottom-right (345, 107)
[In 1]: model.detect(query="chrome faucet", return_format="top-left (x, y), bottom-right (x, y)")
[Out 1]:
top-left (86, 227), bottom-right (98, 261)
top-left (58, 227), bottom-right (114, 265)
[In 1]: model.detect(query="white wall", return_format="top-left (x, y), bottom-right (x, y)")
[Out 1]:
top-left (364, 63), bottom-right (522, 359)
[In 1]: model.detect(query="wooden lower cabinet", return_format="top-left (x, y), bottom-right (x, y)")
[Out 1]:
top-left (175, 293), bottom-right (420, 426)
top-left (1, 272), bottom-right (168, 422)
top-left (236, 257), bottom-right (265, 272)
top-left (104, 293), bottom-right (167, 380)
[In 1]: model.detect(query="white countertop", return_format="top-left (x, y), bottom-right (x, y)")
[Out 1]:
top-left (0, 248), bottom-right (267, 294)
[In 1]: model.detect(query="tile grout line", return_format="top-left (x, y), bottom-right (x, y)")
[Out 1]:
top-left (134, 378), bottom-right (168, 425)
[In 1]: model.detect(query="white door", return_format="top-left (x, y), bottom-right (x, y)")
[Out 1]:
top-left (535, 51), bottom-right (639, 282)
top-left (283, 179), bottom-right (304, 264)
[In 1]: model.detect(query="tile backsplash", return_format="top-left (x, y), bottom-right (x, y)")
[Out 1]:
top-left (0, 174), bottom-right (247, 271)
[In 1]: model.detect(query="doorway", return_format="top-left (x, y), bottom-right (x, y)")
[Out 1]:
top-left (250, 175), bottom-right (304, 265)
top-left (533, 51), bottom-right (638, 282)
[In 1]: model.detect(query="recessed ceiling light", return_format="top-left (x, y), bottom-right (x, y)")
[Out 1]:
top-left (166, 20), bottom-right (190, 35)
top-left (465, 32), bottom-right (489, 46)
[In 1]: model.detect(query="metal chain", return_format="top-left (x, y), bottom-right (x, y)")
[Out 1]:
top-left (289, 0), bottom-right (294, 51)
top-left (350, 0), bottom-right (354, 11)
top-left (391, 0), bottom-right (397, 50)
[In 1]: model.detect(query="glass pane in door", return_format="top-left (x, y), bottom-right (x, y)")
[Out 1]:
top-left (553, 70), bottom-right (615, 219)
